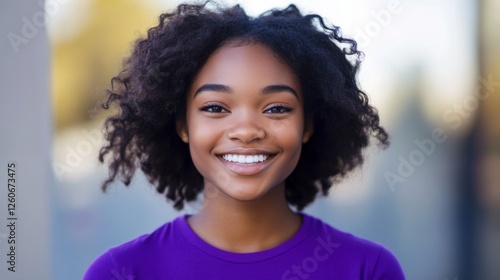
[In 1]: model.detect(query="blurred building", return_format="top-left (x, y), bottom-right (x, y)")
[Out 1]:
top-left (1, 0), bottom-right (498, 279)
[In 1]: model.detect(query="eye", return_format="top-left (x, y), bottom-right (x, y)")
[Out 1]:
top-left (264, 105), bottom-right (293, 114)
top-left (199, 103), bottom-right (229, 113)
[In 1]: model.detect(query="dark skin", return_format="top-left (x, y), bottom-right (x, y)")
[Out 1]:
top-left (188, 184), bottom-right (301, 253)
top-left (178, 42), bottom-right (313, 253)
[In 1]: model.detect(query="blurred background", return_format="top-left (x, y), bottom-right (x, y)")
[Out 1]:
top-left (1, 0), bottom-right (499, 279)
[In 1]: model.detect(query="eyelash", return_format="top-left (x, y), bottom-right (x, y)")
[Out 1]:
top-left (199, 103), bottom-right (228, 113)
top-left (198, 103), bottom-right (294, 114)
top-left (264, 104), bottom-right (294, 114)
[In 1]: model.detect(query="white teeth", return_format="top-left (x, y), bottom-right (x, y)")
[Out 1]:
top-left (222, 154), bottom-right (270, 164)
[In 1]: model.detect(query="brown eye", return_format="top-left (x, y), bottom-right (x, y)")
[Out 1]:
top-left (199, 104), bottom-right (228, 113)
top-left (264, 105), bottom-right (293, 114)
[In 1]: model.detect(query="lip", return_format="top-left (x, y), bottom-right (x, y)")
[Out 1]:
top-left (216, 148), bottom-right (276, 155)
top-left (215, 148), bottom-right (278, 176)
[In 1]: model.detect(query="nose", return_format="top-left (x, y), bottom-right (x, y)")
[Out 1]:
top-left (226, 112), bottom-right (266, 143)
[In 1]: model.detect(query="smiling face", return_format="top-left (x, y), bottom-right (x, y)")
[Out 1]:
top-left (178, 42), bottom-right (312, 204)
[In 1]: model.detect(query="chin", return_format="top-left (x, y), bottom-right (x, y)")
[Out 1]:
top-left (224, 187), bottom-right (270, 202)
top-left (223, 180), bottom-right (284, 204)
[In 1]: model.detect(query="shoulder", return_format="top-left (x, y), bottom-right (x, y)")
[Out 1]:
top-left (83, 215), bottom-right (182, 280)
top-left (302, 213), bottom-right (406, 279)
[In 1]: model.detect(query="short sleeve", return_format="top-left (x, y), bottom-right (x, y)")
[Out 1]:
top-left (83, 250), bottom-right (119, 280)
top-left (371, 246), bottom-right (406, 280)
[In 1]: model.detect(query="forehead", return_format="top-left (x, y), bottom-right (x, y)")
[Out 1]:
top-left (189, 43), bottom-right (301, 95)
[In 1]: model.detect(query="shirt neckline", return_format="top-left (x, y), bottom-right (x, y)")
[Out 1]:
top-left (176, 212), bottom-right (311, 263)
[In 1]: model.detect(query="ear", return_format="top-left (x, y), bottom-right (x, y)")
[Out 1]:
top-left (302, 119), bottom-right (314, 143)
top-left (176, 120), bottom-right (189, 143)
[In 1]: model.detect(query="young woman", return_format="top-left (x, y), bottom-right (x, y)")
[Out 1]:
top-left (84, 1), bottom-right (405, 279)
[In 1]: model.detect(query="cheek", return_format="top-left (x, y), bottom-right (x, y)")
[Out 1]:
top-left (276, 119), bottom-right (305, 158)
top-left (284, 131), bottom-right (304, 159)
top-left (270, 127), bottom-right (304, 182)
top-left (287, 113), bottom-right (305, 142)
top-left (185, 117), bottom-right (222, 172)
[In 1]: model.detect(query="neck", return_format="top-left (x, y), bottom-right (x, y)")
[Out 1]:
top-left (187, 183), bottom-right (302, 253)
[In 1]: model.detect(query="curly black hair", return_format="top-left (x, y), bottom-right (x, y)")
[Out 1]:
top-left (98, 0), bottom-right (389, 211)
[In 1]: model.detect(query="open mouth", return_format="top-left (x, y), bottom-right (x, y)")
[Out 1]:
top-left (220, 154), bottom-right (275, 164)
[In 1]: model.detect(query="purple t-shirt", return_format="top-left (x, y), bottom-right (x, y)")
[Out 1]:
top-left (84, 213), bottom-right (405, 279)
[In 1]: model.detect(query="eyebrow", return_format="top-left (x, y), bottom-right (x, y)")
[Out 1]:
top-left (193, 84), bottom-right (298, 98)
